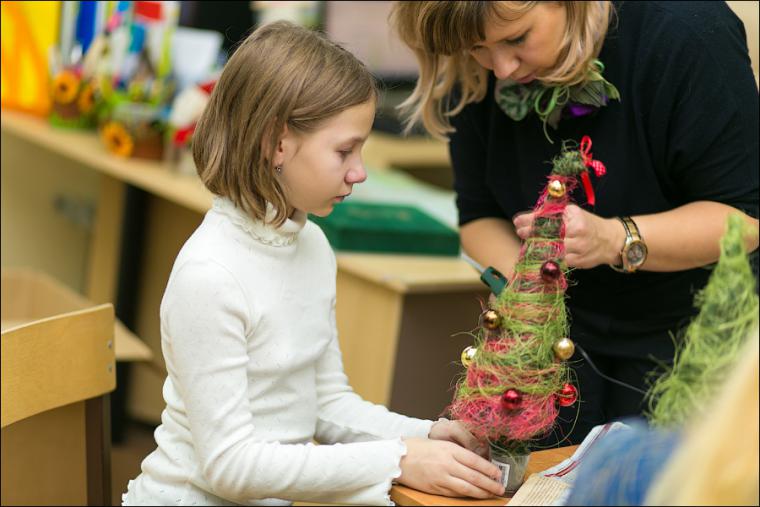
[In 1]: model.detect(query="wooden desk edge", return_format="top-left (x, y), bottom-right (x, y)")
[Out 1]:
top-left (390, 445), bottom-right (579, 506)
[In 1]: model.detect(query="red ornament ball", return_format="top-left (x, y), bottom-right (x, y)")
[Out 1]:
top-left (540, 261), bottom-right (562, 283)
top-left (501, 389), bottom-right (523, 411)
top-left (558, 383), bottom-right (578, 407)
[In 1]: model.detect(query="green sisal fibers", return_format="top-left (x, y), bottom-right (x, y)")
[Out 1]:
top-left (647, 213), bottom-right (759, 428)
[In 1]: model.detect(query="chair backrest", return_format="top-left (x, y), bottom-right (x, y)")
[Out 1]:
top-left (1, 304), bottom-right (116, 506)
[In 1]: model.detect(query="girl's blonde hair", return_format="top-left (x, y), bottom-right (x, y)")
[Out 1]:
top-left (390, 1), bottom-right (613, 139)
top-left (193, 20), bottom-right (378, 226)
top-left (645, 329), bottom-right (759, 506)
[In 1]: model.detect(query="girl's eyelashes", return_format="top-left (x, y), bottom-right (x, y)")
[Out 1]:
top-left (338, 150), bottom-right (352, 160)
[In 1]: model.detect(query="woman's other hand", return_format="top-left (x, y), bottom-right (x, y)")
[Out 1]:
top-left (513, 204), bottom-right (623, 269)
top-left (398, 437), bottom-right (505, 499)
top-left (429, 419), bottom-right (490, 459)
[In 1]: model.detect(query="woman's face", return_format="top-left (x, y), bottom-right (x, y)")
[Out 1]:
top-left (275, 99), bottom-right (374, 217)
top-left (468, 3), bottom-right (567, 84)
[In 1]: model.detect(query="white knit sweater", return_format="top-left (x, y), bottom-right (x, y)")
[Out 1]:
top-left (122, 197), bottom-right (434, 506)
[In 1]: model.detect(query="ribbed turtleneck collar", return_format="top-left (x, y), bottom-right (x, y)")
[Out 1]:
top-left (212, 196), bottom-right (306, 247)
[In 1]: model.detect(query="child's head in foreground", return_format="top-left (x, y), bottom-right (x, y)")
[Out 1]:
top-left (193, 20), bottom-right (378, 226)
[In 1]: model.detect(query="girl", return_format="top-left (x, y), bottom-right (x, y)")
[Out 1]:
top-left (391, 1), bottom-right (759, 446)
top-left (122, 21), bottom-right (505, 506)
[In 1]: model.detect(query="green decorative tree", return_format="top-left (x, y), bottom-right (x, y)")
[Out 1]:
top-left (449, 137), bottom-right (606, 469)
top-left (647, 213), bottom-right (759, 427)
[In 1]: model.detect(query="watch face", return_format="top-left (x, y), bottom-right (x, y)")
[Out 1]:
top-left (626, 241), bottom-right (648, 266)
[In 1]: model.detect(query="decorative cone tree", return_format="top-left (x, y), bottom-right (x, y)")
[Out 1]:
top-left (449, 137), bottom-right (606, 466)
top-left (646, 213), bottom-right (759, 428)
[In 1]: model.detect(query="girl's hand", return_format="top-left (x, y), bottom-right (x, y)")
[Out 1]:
top-left (429, 419), bottom-right (490, 459)
top-left (513, 205), bottom-right (623, 269)
top-left (398, 437), bottom-right (505, 499)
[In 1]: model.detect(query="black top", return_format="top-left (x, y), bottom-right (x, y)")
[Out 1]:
top-left (448, 1), bottom-right (759, 360)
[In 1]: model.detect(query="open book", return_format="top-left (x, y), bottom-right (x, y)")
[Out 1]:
top-left (508, 422), bottom-right (630, 506)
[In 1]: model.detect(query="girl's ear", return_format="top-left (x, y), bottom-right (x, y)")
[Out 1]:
top-left (272, 124), bottom-right (292, 167)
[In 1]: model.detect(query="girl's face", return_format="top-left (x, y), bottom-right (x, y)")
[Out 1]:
top-left (275, 99), bottom-right (374, 217)
top-left (468, 3), bottom-right (567, 84)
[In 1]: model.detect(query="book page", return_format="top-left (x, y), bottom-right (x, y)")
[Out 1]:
top-left (508, 474), bottom-right (570, 506)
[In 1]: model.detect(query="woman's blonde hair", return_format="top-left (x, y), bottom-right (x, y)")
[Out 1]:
top-left (645, 329), bottom-right (759, 506)
top-left (390, 1), bottom-right (613, 139)
top-left (193, 20), bottom-right (377, 226)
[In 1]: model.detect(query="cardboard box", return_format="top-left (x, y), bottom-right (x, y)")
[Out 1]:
top-left (310, 201), bottom-right (460, 256)
top-left (1, 267), bottom-right (152, 362)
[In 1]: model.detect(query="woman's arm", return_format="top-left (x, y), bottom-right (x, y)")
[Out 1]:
top-left (513, 201), bottom-right (759, 272)
top-left (460, 217), bottom-right (523, 279)
top-left (631, 201), bottom-right (758, 271)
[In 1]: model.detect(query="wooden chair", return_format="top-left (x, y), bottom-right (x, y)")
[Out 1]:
top-left (1, 304), bottom-right (116, 506)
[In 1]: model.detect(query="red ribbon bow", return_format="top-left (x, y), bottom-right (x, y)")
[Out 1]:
top-left (578, 135), bottom-right (606, 206)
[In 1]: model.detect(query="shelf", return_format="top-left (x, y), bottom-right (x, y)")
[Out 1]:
top-left (1, 109), bottom-right (213, 214)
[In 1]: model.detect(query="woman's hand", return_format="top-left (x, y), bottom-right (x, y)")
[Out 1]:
top-left (428, 419), bottom-right (490, 459)
top-left (398, 437), bottom-right (505, 499)
top-left (513, 204), bottom-right (623, 269)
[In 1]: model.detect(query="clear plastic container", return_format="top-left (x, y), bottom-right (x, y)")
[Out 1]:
top-left (491, 451), bottom-right (531, 492)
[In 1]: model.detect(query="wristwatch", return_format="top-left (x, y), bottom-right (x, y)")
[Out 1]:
top-left (610, 216), bottom-right (647, 273)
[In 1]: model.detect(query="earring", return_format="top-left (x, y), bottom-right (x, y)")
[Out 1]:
top-left (275, 165), bottom-right (282, 175)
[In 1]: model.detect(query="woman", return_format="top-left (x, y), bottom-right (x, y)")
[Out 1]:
top-left (391, 1), bottom-right (759, 445)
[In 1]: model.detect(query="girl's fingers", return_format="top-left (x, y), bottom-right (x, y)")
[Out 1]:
top-left (452, 447), bottom-right (502, 482)
top-left (448, 424), bottom-right (481, 452)
top-left (445, 474), bottom-right (503, 499)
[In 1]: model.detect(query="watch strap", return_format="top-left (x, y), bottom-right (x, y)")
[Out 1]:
top-left (621, 216), bottom-right (642, 242)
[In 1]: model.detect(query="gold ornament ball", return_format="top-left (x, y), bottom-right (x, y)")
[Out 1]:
top-left (553, 338), bottom-right (575, 360)
top-left (482, 309), bottom-right (501, 330)
top-left (548, 179), bottom-right (566, 198)
top-left (461, 346), bottom-right (478, 367)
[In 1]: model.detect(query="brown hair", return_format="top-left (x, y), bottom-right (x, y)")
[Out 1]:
top-left (390, 1), bottom-right (613, 139)
top-left (193, 20), bottom-right (378, 226)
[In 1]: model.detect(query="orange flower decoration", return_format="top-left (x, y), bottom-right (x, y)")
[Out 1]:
top-left (101, 121), bottom-right (134, 158)
top-left (77, 83), bottom-right (95, 114)
top-left (52, 70), bottom-right (80, 104)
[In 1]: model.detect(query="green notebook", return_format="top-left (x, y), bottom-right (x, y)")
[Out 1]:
top-left (310, 201), bottom-right (460, 256)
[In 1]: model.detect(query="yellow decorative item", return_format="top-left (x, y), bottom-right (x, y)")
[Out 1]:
top-left (547, 179), bottom-right (566, 199)
top-left (77, 83), bottom-right (95, 114)
top-left (50, 68), bottom-right (98, 128)
top-left (1, 1), bottom-right (60, 116)
top-left (553, 337), bottom-right (575, 360)
top-left (101, 121), bottom-right (134, 158)
top-left (102, 102), bottom-right (167, 160)
top-left (52, 70), bottom-right (79, 105)
top-left (461, 346), bottom-right (478, 367)
top-left (482, 309), bottom-right (501, 330)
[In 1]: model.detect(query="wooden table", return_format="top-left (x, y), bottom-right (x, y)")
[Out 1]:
top-left (391, 445), bottom-right (579, 506)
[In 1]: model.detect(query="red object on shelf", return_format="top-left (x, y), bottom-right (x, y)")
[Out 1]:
top-left (173, 124), bottom-right (195, 146)
top-left (134, 1), bottom-right (163, 23)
